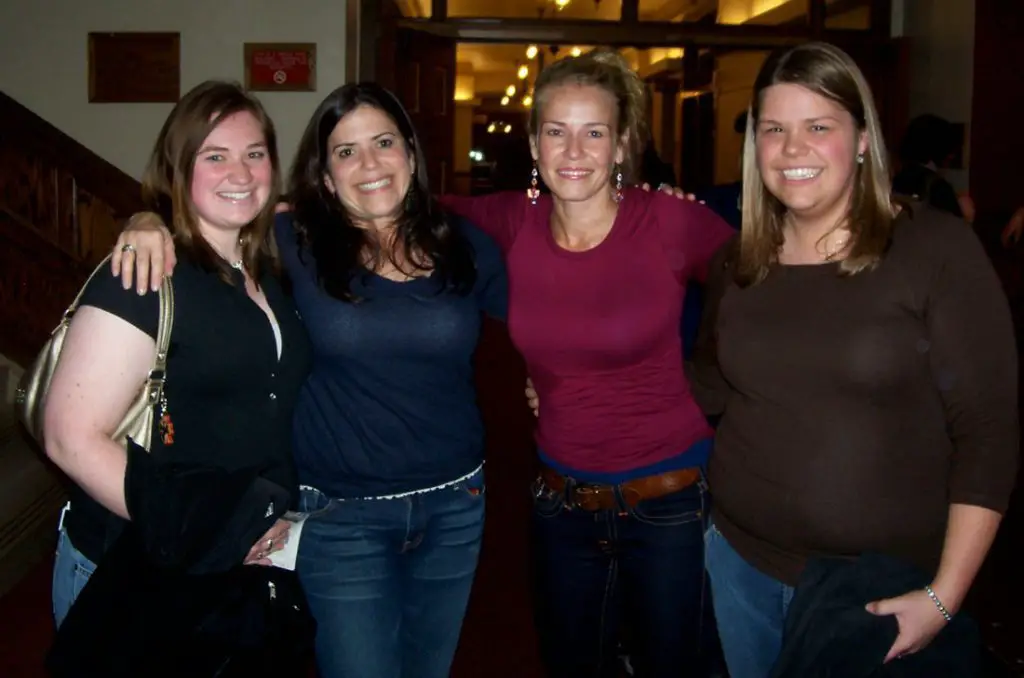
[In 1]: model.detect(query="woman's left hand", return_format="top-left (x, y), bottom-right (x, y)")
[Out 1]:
top-left (640, 182), bottom-right (701, 203)
top-left (244, 518), bottom-right (291, 566)
top-left (865, 589), bottom-right (950, 662)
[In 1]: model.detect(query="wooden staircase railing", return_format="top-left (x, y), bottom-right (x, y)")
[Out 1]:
top-left (0, 90), bottom-right (147, 597)
top-left (0, 90), bottom-right (144, 367)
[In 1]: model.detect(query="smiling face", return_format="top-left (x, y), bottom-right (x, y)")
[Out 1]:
top-left (531, 83), bottom-right (626, 205)
top-left (190, 111), bottom-right (273, 235)
top-left (322, 104), bottom-right (414, 227)
top-left (755, 83), bottom-right (867, 226)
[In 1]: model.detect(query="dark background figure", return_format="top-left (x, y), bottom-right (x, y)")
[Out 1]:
top-left (891, 113), bottom-right (965, 218)
top-left (640, 139), bottom-right (677, 190)
top-left (677, 111), bottom-right (746, 362)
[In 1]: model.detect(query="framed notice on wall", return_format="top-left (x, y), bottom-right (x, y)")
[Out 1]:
top-left (244, 43), bottom-right (316, 92)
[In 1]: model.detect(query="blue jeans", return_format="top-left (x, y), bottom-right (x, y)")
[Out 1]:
top-left (704, 522), bottom-right (794, 678)
top-left (52, 526), bottom-right (97, 628)
top-left (296, 467), bottom-right (486, 678)
top-left (531, 474), bottom-right (710, 677)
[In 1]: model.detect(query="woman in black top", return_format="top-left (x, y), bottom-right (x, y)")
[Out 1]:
top-left (43, 81), bottom-right (312, 633)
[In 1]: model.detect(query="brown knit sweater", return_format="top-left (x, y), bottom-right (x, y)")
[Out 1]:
top-left (690, 205), bottom-right (1019, 585)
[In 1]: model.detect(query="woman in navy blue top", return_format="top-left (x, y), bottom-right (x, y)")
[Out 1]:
top-left (112, 83), bottom-right (507, 678)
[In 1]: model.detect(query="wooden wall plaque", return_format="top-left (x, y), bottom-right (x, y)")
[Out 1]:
top-left (88, 32), bottom-right (180, 103)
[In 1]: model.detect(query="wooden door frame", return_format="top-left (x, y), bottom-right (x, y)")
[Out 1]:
top-left (347, 0), bottom-right (893, 82)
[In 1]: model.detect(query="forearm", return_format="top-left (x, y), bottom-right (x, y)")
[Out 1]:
top-left (930, 503), bottom-right (1002, 614)
top-left (47, 435), bottom-right (130, 520)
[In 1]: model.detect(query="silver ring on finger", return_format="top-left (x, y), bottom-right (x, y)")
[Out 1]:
top-left (266, 538), bottom-right (274, 551)
top-left (121, 243), bottom-right (137, 254)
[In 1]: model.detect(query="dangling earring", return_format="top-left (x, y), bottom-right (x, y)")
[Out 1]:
top-left (856, 153), bottom-right (865, 165)
top-left (527, 165), bottom-right (540, 205)
top-left (613, 166), bottom-right (624, 204)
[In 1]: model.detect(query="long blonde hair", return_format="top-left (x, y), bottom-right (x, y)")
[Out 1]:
top-left (528, 49), bottom-right (647, 182)
top-left (737, 42), bottom-right (895, 287)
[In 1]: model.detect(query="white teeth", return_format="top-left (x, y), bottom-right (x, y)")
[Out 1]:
top-left (782, 168), bottom-right (821, 180)
top-left (558, 170), bottom-right (591, 179)
top-left (358, 178), bottom-right (391, 191)
top-left (219, 191), bottom-right (252, 200)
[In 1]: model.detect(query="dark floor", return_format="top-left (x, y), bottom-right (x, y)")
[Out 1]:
top-left (0, 321), bottom-right (1021, 677)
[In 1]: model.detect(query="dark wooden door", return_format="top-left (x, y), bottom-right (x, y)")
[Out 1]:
top-left (376, 13), bottom-right (456, 196)
top-left (680, 92), bottom-right (716, 191)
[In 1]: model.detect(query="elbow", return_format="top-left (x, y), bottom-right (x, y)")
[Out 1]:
top-left (41, 406), bottom-right (85, 472)
top-left (42, 419), bottom-right (75, 470)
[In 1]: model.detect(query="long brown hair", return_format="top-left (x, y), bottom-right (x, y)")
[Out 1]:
top-left (141, 80), bottom-right (281, 284)
top-left (528, 49), bottom-right (647, 182)
top-left (737, 42), bottom-right (895, 286)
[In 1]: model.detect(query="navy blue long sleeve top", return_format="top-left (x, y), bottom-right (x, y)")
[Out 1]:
top-left (275, 212), bottom-right (509, 498)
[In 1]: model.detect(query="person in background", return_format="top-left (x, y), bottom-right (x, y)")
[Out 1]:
top-left (690, 42), bottom-right (1018, 677)
top-left (678, 111), bottom-right (747, 361)
top-left (891, 113), bottom-right (965, 219)
top-left (109, 82), bottom-right (508, 678)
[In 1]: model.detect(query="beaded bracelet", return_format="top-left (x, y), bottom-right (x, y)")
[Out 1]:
top-left (924, 585), bottom-right (953, 622)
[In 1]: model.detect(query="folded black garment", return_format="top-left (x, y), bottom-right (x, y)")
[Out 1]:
top-left (48, 528), bottom-right (315, 678)
top-left (770, 553), bottom-right (980, 678)
top-left (124, 440), bottom-right (289, 574)
top-left (48, 444), bottom-right (315, 677)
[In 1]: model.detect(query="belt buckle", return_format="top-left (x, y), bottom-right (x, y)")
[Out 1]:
top-left (570, 484), bottom-right (606, 511)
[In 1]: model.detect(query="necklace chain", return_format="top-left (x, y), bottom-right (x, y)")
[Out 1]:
top-left (822, 237), bottom-right (848, 261)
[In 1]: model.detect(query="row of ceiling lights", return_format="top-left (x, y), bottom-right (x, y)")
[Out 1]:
top-left (500, 43), bottom-right (584, 107)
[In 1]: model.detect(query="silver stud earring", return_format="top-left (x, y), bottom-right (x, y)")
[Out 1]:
top-left (856, 153), bottom-right (865, 165)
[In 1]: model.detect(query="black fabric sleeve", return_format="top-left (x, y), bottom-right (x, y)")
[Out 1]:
top-left (928, 177), bottom-right (965, 219)
top-left (78, 268), bottom-right (160, 340)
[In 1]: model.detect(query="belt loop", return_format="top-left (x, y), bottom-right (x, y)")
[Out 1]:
top-left (563, 476), bottom-right (576, 511)
top-left (612, 484), bottom-right (629, 516)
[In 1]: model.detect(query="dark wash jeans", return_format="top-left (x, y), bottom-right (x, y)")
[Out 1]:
top-left (296, 467), bottom-right (485, 678)
top-left (531, 472), bottom-right (713, 678)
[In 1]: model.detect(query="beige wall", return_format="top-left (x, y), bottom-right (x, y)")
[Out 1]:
top-left (0, 0), bottom-right (348, 179)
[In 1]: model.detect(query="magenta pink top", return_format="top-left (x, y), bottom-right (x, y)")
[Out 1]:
top-left (442, 187), bottom-right (732, 475)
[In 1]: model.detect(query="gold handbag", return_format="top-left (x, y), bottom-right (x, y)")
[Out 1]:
top-left (15, 254), bottom-right (175, 451)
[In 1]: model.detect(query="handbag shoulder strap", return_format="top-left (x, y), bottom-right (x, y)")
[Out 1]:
top-left (152, 273), bottom-right (175, 375)
top-left (62, 254), bottom-right (119, 322)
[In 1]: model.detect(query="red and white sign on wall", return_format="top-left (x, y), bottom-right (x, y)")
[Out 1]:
top-left (244, 43), bottom-right (317, 92)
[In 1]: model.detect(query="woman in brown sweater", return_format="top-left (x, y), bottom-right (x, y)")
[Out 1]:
top-left (691, 42), bottom-right (1018, 677)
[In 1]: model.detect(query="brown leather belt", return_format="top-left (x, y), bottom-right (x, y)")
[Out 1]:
top-left (539, 465), bottom-right (702, 512)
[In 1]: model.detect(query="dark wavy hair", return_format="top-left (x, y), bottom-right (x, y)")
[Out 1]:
top-left (287, 82), bottom-right (475, 302)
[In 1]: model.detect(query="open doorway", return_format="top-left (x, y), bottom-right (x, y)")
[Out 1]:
top-left (452, 42), bottom-right (723, 196)
top-left (370, 0), bottom-right (893, 199)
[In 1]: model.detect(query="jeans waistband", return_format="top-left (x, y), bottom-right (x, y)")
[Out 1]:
top-left (300, 463), bottom-right (484, 502)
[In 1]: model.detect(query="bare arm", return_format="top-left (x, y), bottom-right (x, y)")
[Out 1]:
top-left (931, 504), bottom-right (1001, 614)
top-left (42, 306), bottom-right (157, 519)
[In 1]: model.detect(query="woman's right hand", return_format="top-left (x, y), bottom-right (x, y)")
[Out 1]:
top-left (111, 212), bottom-right (176, 294)
top-left (525, 378), bottom-right (539, 418)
